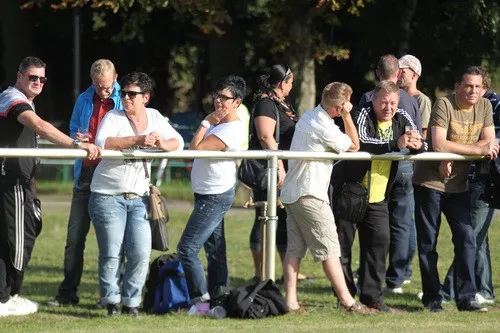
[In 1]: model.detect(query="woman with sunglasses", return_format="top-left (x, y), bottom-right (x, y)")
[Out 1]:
top-left (88, 72), bottom-right (184, 317)
top-left (248, 64), bottom-right (310, 283)
top-left (177, 75), bottom-right (246, 310)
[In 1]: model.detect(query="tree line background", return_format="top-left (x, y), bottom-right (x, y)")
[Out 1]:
top-left (0, 0), bottom-right (499, 129)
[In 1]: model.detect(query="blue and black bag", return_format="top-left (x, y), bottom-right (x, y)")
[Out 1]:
top-left (143, 253), bottom-right (191, 313)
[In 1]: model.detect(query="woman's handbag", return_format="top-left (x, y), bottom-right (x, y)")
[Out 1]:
top-left (237, 158), bottom-right (268, 192)
top-left (148, 184), bottom-right (170, 251)
top-left (237, 101), bottom-right (280, 192)
top-left (126, 116), bottom-right (170, 251)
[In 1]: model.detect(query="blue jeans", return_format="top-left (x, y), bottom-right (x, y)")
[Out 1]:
top-left (177, 187), bottom-right (235, 303)
top-left (442, 180), bottom-right (495, 301)
top-left (414, 185), bottom-right (477, 306)
top-left (386, 161), bottom-right (416, 288)
top-left (89, 193), bottom-right (151, 308)
top-left (56, 167), bottom-right (94, 303)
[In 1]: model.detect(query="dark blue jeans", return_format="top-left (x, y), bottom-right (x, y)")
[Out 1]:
top-left (414, 185), bottom-right (477, 306)
top-left (177, 187), bottom-right (235, 303)
top-left (441, 180), bottom-right (495, 301)
top-left (56, 167), bottom-right (94, 303)
top-left (386, 161), bottom-right (416, 288)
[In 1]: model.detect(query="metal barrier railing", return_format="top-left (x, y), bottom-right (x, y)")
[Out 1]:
top-left (0, 148), bottom-right (488, 281)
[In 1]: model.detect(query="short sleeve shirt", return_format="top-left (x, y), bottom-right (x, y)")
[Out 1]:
top-left (415, 92), bottom-right (432, 129)
top-left (413, 95), bottom-right (494, 193)
top-left (248, 98), bottom-right (296, 152)
top-left (0, 97), bottom-right (38, 182)
top-left (191, 120), bottom-right (245, 194)
top-left (280, 105), bottom-right (352, 204)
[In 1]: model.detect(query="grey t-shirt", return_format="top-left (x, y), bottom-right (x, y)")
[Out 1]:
top-left (414, 92), bottom-right (432, 129)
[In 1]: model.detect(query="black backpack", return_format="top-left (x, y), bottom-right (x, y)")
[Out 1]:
top-left (482, 155), bottom-right (500, 209)
top-left (226, 279), bottom-right (288, 319)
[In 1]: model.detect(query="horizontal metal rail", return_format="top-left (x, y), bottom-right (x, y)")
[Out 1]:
top-left (0, 147), bottom-right (489, 281)
top-left (0, 148), bottom-right (489, 161)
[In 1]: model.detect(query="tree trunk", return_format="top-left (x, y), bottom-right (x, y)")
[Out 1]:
top-left (397, 0), bottom-right (418, 56)
top-left (0, 2), bottom-right (33, 87)
top-left (287, 21), bottom-right (315, 115)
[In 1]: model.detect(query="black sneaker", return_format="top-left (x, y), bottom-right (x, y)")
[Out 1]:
top-left (46, 298), bottom-right (78, 307)
top-left (107, 303), bottom-right (120, 317)
top-left (366, 301), bottom-right (398, 314)
top-left (458, 300), bottom-right (488, 312)
top-left (122, 306), bottom-right (140, 317)
top-left (426, 300), bottom-right (443, 313)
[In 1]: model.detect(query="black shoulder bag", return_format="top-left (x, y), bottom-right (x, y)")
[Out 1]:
top-left (333, 167), bottom-right (371, 224)
top-left (237, 100), bottom-right (280, 192)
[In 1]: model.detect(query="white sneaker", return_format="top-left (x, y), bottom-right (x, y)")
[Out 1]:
top-left (384, 286), bottom-right (403, 294)
top-left (476, 293), bottom-right (495, 305)
top-left (417, 292), bottom-right (423, 300)
top-left (10, 295), bottom-right (39, 315)
top-left (0, 297), bottom-right (19, 317)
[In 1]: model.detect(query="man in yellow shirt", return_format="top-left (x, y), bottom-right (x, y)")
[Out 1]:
top-left (334, 80), bottom-right (424, 313)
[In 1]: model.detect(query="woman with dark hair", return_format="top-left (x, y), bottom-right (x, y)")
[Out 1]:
top-left (177, 75), bottom-right (247, 309)
top-left (248, 64), bottom-right (308, 282)
top-left (89, 72), bottom-right (184, 317)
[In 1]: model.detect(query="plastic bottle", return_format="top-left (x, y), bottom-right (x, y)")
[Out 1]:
top-left (206, 306), bottom-right (227, 319)
top-left (188, 302), bottom-right (210, 317)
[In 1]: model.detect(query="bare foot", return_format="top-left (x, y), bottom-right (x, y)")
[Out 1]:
top-left (297, 273), bottom-right (313, 281)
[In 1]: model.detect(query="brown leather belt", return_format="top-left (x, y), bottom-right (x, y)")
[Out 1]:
top-left (122, 193), bottom-right (139, 200)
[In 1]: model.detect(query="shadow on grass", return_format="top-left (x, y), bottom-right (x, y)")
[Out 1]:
top-left (27, 264), bottom-right (98, 276)
top-left (41, 307), bottom-right (103, 319)
top-left (301, 284), bottom-right (423, 312)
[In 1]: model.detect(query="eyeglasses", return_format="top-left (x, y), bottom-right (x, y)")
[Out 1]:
top-left (120, 90), bottom-right (145, 99)
top-left (212, 92), bottom-right (235, 102)
top-left (27, 75), bottom-right (48, 84)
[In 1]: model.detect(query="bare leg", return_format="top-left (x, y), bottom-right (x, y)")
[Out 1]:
top-left (251, 250), bottom-right (261, 279)
top-left (283, 254), bottom-right (300, 310)
top-left (322, 257), bottom-right (356, 307)
top-left (279, 251), bottom-right (308, 280)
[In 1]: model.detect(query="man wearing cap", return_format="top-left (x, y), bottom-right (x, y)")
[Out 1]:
top-left (398, 55), bottom-right (432, 140)
top-left (359, 54), bottom-right (422, 295)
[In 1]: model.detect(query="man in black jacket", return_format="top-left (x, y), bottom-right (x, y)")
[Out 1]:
top-left (335, 80), bottom-right (424, 313)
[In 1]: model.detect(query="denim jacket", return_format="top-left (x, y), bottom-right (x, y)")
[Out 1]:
top-left (69, 81), bottom-right (122, 187)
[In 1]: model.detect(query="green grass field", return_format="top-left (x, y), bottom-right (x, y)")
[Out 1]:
top-left (1, 184), bottom-right (500, 333)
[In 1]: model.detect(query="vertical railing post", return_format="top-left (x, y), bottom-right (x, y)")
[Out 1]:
top-left (265, 154), bottom-right (278, 281)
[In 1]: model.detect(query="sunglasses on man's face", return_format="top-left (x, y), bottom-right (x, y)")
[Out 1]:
top-left (27, 75), bottom-right (48, 84)
top-left (120, 90), bottom-right (145, 99)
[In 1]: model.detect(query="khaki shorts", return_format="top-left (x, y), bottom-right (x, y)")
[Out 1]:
top-left (284, 196), bottom-right (340, 262)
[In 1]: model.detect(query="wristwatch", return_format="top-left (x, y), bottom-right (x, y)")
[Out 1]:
top-left (200, 120), bottom-right (211, 128)
top-left (72, 138), bottom-right (82, 148)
